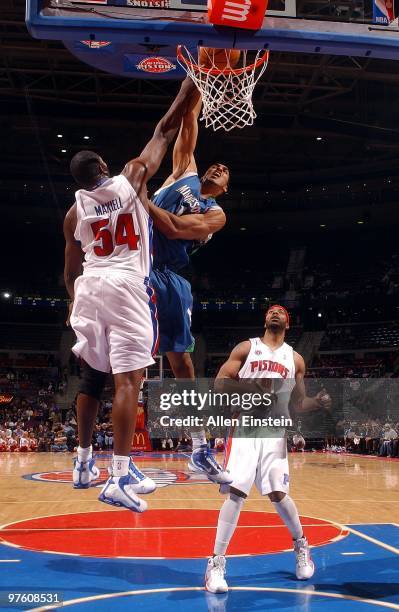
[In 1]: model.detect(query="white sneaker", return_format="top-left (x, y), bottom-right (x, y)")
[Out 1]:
top-left (294, 537), bottom-right (315, 580)
top-left (127, 459), bottom-right (156, 494)
top-left (205, 555), bottom-right (228, 593)
top-left (188, 446), bottom-right (232, 485)
top-left (98, 475), bottom-right (147, 513)
top-left (107, 459), bottom-right (156, 494)
top-left (73, 457), bottom-right (100, 489)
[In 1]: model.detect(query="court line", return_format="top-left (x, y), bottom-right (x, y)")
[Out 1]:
top-left (343, 526), bottom-right (399, 555)
top-left (288, 511), bottom-right (399, 556)
top-left (27, 586), bottom-right (399, 611)
top-left (0, 523), bottom-right (337, 533)
top-left (0, 559), bottom-right (20, 562)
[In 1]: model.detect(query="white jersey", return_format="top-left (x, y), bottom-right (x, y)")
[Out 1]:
top-left (238, 337), bottom-right (296, 380)
top-left (74, 174), bottom-right (152, 281)
top-left (238, 337), bottom-right (297, 420)
top-left (222, 337), bottom-right (297, 497)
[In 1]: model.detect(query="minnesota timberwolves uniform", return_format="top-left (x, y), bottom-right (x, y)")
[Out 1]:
top-left (70, 174), bottom-right (158, 374)
top-left (222, 338), bottom-right (296, 496)
top-left (151, 172), bottom-right (222, 353)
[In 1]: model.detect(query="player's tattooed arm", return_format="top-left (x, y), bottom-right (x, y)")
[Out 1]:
top-left (291, 352), bottom-right (331, 413)
top-left (63, 204), bottom-right (83, 321)
top-left (122, 77), bottom-right (197, 199)
top-left (147, 204), bottom-right (226, 241)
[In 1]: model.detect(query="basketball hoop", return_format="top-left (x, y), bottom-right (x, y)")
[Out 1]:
top-left (177, 46), bottom-right (269, 132)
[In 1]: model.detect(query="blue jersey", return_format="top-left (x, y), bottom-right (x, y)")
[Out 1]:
top-left (152, 173), bottom-right (221, 271)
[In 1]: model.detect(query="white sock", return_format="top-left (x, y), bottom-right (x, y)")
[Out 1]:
top-left (272, 495), bottom-right (303, 540)
top-left (77, 445), bottom-right (92, 463)
top-left (191, 429), bottom-right (207, 450)
top-left (214, 493), bottom-right (244, 556)
top-left (112, 455), bottom-right (130, 477)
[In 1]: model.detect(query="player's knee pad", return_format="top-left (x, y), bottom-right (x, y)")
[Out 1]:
top-left (79, 362), bottom-right (107, 401)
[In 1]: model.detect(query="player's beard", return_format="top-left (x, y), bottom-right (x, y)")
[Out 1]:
top-left (266, 321), bottom-right (285, 332)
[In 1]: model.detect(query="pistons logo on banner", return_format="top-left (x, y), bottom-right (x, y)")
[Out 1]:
top-left (136, 57), bottom-right (177, 73)
top-left (373, 0), bottom-right (395, 24)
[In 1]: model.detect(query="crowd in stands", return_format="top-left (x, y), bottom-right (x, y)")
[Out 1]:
top-left (307, 353), bottom-right (397, 378)
top-left (327, 417), bottom-right (399, 458)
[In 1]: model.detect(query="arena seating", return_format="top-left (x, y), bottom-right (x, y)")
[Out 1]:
top-left (204, 325), bottom-right (303, 355)
top-left (319, 322), bottom-right (399, 351)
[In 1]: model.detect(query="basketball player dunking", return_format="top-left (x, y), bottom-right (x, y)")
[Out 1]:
top-left (205, 305), bottom-right (331, 592)
top-left (63, 76), bottom-right (197, 513)
top-left (146, 95), bottom-right (231, 484)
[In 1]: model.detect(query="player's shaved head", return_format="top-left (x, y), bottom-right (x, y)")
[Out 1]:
top-left (70, 150), bottom-right (109, 189)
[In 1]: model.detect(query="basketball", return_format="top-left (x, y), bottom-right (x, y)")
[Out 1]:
top-left (293, 434), bottom-right (306, 450)
top-left (198, 47), bottom-right (241, 70)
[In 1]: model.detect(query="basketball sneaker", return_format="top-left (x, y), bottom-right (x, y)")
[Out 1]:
top-left (73, 457), bottom-right (100, 489)
top-left (188, 445), bottom-right (232, 484)
top-left (127, 459), bottom-right (156, 494)
top-left (98, 475), bottom-right (147, 513)
top-left (205, 555), bottom-right (228, 593)
top-left (294, 537), bottom-right (315, 580)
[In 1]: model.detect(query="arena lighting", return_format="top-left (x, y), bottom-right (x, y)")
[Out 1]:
top-left (3, 293), bottom-right (11, 299)
top-left (320, 224), bottom-right (326, 227)
top-left (57, 134), bottom-right (63, 138)
top-left (84, 135), bottom-right (90, 140)
top-left (61, 149), bottom-right (67, 153)
top-left (317, 312), bottom-right (322, 317)
top-left (240, 227), bottom-right (247, 231)
top-left (316, 137), bottom-right (322, 141)
top-left (357, 220), bottom-right (364, 224)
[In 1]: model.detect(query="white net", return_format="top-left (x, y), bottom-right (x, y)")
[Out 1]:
top-left (177, 47), bottom-right (269, 132)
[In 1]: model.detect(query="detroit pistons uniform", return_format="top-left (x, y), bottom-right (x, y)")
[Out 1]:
top-left (151, 172), bottom-right (222, 353)
top-left (70, 174), bottom-right (158, 374)
top-left (223, 338), bottom-right (296, 496)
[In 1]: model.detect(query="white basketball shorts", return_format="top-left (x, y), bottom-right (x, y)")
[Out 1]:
top-left (221, 435), bottom-right (289, 496)
top-left (70, 274), bottom-right (158, 374)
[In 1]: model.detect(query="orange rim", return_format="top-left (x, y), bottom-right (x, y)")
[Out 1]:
top-left (176, 45), bottom-right (269, 76)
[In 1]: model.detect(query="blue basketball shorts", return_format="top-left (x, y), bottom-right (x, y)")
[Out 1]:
top-left (150, 268), bottom-right (195, 354)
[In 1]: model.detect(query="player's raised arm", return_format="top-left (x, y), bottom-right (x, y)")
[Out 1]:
top-left (147, 202), bottom-right (226, 241)
top-left (122, 77), bottom-right (198, 197)
top-left (170, 96), bottom-right (202, 180)
top-left (290, 352), bottom-right (332, 413)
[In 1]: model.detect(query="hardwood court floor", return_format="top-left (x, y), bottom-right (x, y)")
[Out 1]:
top-left (1, 451), bottom-right (398, 525)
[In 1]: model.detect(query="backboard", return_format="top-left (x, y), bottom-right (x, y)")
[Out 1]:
top-left (26, 0), bottom-right (399, 79)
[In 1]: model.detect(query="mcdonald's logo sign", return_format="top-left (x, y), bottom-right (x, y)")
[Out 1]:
top-left (132, 430), bottom-right (152, 451)
top-left (134, 432), bottom-right (145, 447)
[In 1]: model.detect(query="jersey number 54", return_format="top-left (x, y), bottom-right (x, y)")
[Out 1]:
top-left (90, 213), bottom-right (139, 257)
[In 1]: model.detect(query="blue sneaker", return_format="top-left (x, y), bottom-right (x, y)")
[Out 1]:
top-left (98, 475), bottom-right (147, 513)
top-left (188, 446), bottom-right (232, 484)
top-left (73, 457), bottom-right (100, 489)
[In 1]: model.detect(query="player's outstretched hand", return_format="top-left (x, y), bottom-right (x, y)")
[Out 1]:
top-left (316, 388), bottom-right (332, 411)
